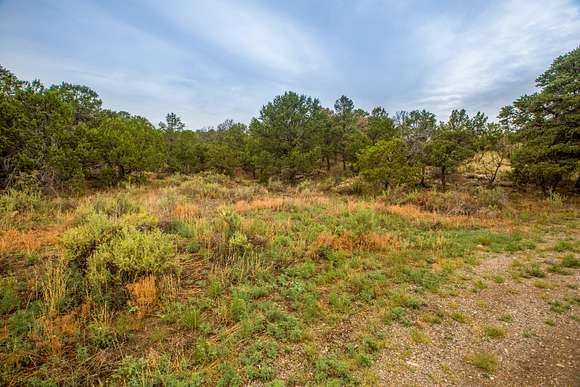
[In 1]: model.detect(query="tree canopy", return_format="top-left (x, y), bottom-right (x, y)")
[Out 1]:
top-left (1, 47), bottom-right (578, 194)
top-left (499, 47), bottom-right (580, 191)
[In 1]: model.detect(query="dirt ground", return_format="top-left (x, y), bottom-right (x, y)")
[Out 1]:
top-left (374, 240), bottom-right (580, 386)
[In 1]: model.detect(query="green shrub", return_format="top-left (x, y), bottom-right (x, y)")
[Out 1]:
top-left (350, 274), bottom-right (377, 301)
top-left (174, 221), bottom-right (196, 238)
top-left (208, 277), bottom-right (223, 298)
top-left (228, 231), bottom-right (252, 257)
top-left (92, 195), bottom-right (140, 218)
top-left (114, 355), bottom-right (148, 383)
top-left (92, 227), bottom-right (175, 279)
top-left (260, 302), bottom-right (303, 342)
top-left (525, 264), bottom-right (545, 278)
top-left (59, 209), bottom-right (176, 309)
top-left (548, 300), bottom-right (570, 314)
top-left (0, 277), bottom-right (19, 314)
top-left (217, 364), bottom-right (241, 387)
top-left (221, 210), bottom-right (242, 240)
top-left (194, 339), bottom-right (220, 365)
top-left (400, 267), bottom-right (446, 291)
top-left (475, 187), bottom-right (507, 209)
top-left (315, 354), bottom-right (352, 384)
top-left (343, 208), bottom-right (378, 236)
top-left (242, 340), bottom-right (279, 381)
top-left (286, 260), bottom-right (316, 279)
top-left (88, 320), bottom-right (116, 348)
top-left (554, 241), bottom-right (574, 252)
top-left (0, 188), bottom-right (46, 215)
top-left (8, 308), bottom-right (37, 337)
top-left (62, 213), bottom-right (118, 265)
top-left (389, 290), bottom-right (425, 309)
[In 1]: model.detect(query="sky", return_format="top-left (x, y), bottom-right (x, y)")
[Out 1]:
top-left (0, 0), bottom-right (579, 129)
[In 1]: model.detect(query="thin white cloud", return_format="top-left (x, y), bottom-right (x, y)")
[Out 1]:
top-left (2, 0), bottom-right (578, 127)
top-left (413, 0), bottom-right (580, 120)
top-left (0, 0), bottom-right (259, 127)
top-left (144, 0), bottom-right (330, 77)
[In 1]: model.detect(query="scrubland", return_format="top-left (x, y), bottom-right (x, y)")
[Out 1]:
top-left (0, 174), bottom-right (578, 385)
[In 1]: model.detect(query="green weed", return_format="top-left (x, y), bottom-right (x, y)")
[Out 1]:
top-left (484, 325), bottom-right (506, 339)
top-left (466, 351), bottom-right (498, 372)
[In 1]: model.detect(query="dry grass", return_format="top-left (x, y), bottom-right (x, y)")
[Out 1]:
top-left (172, 203), bottom-right (200, 221)
top-left (41, 259), bottom-right (68, 317)
top-left (2, 174), bottom-right (577, 385)
top-left (378, 204), bottom-right (507, 229)
top-left (314, 230), bottom-right (402, 253)
top-left (127, 276), bottom-right (158, 316)
top-left (0, 223), bottom-right (68, 254)
top-left (36, 312), bottom-right (80, 357)
top-left (234, 195), bottom-right (329, 213)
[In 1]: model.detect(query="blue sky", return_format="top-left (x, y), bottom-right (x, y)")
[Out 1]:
top-left (1, 0), bottom-right (579, 128)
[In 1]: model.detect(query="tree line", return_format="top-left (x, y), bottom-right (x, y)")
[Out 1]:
top-left (1, 48), bottom-right (578, 193)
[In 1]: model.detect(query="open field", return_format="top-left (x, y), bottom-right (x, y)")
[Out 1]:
top-left (0, 174), bottom-right (579, 385)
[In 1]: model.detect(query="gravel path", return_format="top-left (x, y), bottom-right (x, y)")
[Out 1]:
top-left (375, 243), bottom-right (580, 386)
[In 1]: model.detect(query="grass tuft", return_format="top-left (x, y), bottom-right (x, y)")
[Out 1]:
top-left (467, 351), bottom-right (498, 372)
top-left (484, 325), bottom-right (506, 339)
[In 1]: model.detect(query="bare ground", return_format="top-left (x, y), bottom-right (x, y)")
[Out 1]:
top-left (375, 242), bottom-right (580, 386)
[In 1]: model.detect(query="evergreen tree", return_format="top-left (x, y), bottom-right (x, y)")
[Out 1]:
top-left (500, 47), bottom-right (580, 192)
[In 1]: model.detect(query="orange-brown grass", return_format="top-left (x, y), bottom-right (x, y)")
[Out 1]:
top-left (0, 223), bottom-right (68, 254)
top-left (234, 197), bottom-right (288, 212)
top-left (360, 231), bottom-right (405, 251)
top-left (172, 203), bottom-right (200, 220)
top-left (141, 189), bottom-right (179, 220)
top-left (234, 195), bottom-right (329, 213)
top-left (127, 276), bottom-right (157, 317)
top-left (378, 204), bottom-right (507, 229)
top-left (314, 230), bottom-right (402, 254)
top-left (26, 312), bottom-right (80, 358)
top-left (346, 199), bottom-right (374, 212)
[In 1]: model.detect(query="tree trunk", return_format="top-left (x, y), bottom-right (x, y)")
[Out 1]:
top-left (488, 162), bottom-right (501, 187)
top-left (550, 179), bottom-right (560, 194)
top-left (118, 165), bottom-right (125, 179)
top-left (441, 166), bottom-right (446, 190)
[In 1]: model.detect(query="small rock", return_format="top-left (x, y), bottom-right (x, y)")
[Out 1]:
top-left (406, 361), bottom-right (420, 368)
top-left (556, 363), bottom-right (565, 368)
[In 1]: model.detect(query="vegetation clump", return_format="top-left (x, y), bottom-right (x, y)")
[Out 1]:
top-left (58, 206), bottom-right (176, 308)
